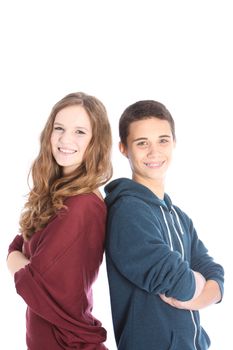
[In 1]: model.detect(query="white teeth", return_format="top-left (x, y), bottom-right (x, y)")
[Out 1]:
top-left (145, 162), bottom-right (163, 167)
top-left (58, 147), bottom-right (76, 154)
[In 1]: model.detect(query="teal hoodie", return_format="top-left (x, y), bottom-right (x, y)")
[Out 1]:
top-left (104, 178), bottom-right (224, 350)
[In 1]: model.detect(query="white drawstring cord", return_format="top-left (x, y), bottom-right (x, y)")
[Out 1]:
top-left (160, 206), bottom-right (173, 251)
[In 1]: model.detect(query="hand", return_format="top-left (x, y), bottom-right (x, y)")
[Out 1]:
top-left (159, 294), bottom-right (190, 310)
top-left (7, 251), bottom-right (30, 276)
top-left (192, 271), bottom-right (206, 299)
top-left (159, 279), bottom-right (221, 311)
top-left (159, 271), bottom-right (206, 310)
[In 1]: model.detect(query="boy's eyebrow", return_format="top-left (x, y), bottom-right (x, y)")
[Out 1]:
top-left (132, 135), bottom-right (171, 142)
top-left (159, 135), bottom-right (171, 138)
top-left (132, 137), bottom-right (148, 143)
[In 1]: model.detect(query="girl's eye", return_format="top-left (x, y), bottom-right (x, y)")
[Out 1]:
top-left (54, 126), bottom-right (64, 131)
top-left (76, 130), bottom-right (86, 135)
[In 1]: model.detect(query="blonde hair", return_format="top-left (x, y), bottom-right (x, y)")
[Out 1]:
top-left (20, 92), bottom-right (112, 240)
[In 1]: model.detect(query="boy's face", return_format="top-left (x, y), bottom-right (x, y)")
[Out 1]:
top-left (120, 117), bottom-right (175, 186)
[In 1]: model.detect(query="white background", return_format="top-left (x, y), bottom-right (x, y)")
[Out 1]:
top-left (0, 1), bottom-right (232, 349)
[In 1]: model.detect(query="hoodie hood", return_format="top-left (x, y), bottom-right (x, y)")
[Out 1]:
top-left (104, 177), bottom-right (172, 210)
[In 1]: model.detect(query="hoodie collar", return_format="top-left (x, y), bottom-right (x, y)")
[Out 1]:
top-left (104, 177), bottom-right (172, 210)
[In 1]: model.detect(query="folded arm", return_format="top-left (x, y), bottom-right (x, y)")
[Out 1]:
top-left (7, 234), bottom-right (30, 276)
top-left (160, 278), bottom-right (221, 310)
top-left (160, 211), bottom-right (224, 310)
top-left (107, 200), bottom-right (198, 301)
top-left (7, 251), bottom-right (30, 276)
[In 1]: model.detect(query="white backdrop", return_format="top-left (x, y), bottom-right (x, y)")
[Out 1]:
top-left (0, 1), bottom-right (232, 349)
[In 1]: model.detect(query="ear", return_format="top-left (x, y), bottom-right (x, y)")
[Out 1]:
top-left (119, 142), bottom-right (128, 158)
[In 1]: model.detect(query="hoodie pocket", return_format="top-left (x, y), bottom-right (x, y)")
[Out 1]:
top-left (199, 327), bottom-right (211, 349)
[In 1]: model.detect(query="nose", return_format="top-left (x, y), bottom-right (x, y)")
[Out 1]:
top-left (147, 143), bottom-right (160, 157)
top-left (59, 130), bottom-right (74, 143)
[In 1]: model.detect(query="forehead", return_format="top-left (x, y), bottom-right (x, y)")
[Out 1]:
top-left (54, 105), bottom-right (91, 126)
top-left (128, 118), bottom-right (172, 138)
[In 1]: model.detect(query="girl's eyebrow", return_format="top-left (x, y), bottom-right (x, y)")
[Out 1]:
top-left (53, 122), bottom-right (63, 125)
top-left (53, 122), bottom-right (89, 131)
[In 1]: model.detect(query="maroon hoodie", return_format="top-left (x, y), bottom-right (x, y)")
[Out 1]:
top-left (8, 193), bottom-right (108, 350)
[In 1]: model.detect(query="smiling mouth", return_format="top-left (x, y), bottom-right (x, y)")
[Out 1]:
top-left (58, 147), bottom-right (77, 154)
top-left (144, 161), bottom-right (165, 168)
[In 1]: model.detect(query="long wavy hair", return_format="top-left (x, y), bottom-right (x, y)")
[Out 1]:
top-left (20, 92), bottom-right (112, 240)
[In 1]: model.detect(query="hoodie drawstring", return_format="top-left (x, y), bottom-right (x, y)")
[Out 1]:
top-left (160, 206), bottom-right (185, 260)
top-left (160, 206), bottom-right (174, 251)
top-left (171, 207), bottom-right (184, 235)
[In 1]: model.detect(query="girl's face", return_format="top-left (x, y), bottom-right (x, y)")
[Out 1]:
top-left (120, 117), bottom-right (175, 187)
top-left (51, 105), bottom-right (92, 175)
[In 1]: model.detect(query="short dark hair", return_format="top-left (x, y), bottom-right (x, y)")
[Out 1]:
top-left (119, 100), bottom-right (176, 145)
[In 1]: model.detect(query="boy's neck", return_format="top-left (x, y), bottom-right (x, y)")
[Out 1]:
top-left (132, 174), bottom-right (165, 199)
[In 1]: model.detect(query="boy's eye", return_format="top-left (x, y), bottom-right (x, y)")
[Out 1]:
top-left (160, 138), bottom-right (169, 144)
top-left (137, 141), bottom-right (148, 147)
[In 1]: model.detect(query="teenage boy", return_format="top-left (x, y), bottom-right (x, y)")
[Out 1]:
top-left (104, 100), bottom-right (224, 350)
